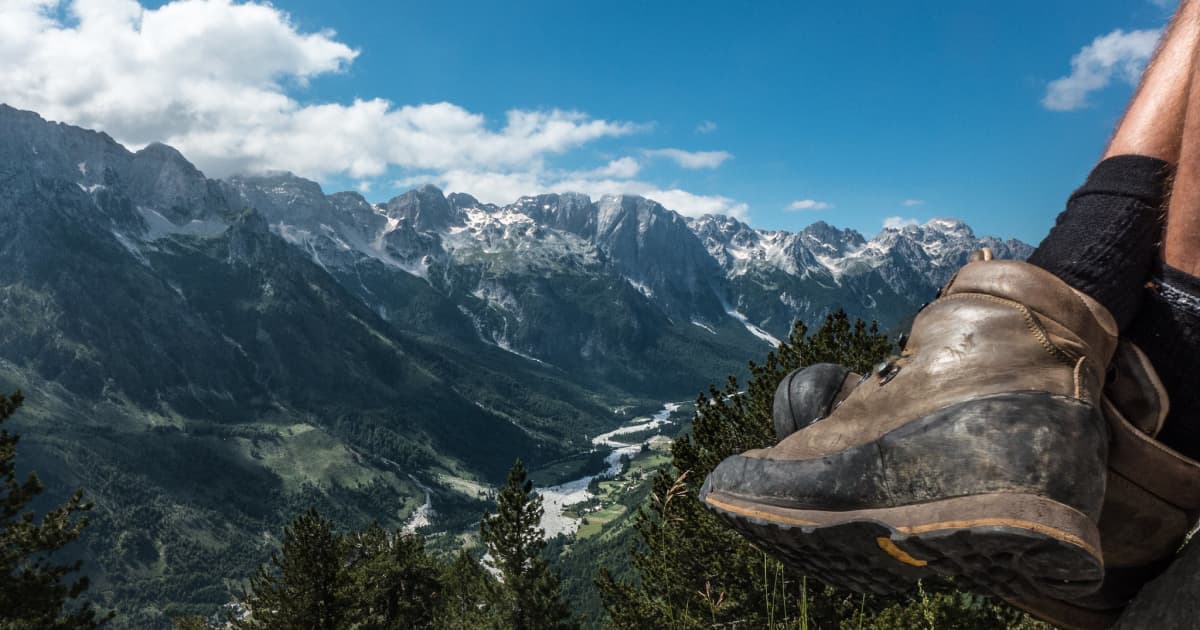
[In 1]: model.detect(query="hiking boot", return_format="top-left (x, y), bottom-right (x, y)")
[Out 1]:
top-left (770, 344), bottom-right (1200, 628)
top-left (1004, 342), bottom-right (1200, 629)
top-left (701, 256), bottom-right (1118, 600)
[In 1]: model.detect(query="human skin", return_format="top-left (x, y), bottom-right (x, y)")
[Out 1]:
top-left (1159, 1), bottom-right (1200, 275)
top-left (1105, 0), bottom-right (1200, 162)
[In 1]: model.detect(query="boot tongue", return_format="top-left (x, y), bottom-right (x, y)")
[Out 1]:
top-left (1107, 342), bottom-right (1169, 437)
top-left (941, 259), bottom-right (1119, 368)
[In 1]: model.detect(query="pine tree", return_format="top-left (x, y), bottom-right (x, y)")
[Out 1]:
top-left (435, 550), bottom-right (501, 630)
top-left (1, 390), bottom-right (108, 629)
top-left (481, 459), bottom-right (576, 630)
top-left (341, 523), bottom-right (442, 629)
top-left (236, 508), bottom-right (346, 629)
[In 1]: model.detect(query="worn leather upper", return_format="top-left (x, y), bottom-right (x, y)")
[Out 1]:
top-left (1100, 342), bottom-right (1200, 569)
top-left (758, 258), bottom-right (1118, 461)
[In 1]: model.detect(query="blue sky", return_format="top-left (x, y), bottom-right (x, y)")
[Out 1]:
top-left (0, 0), bottom-right (1177, 242)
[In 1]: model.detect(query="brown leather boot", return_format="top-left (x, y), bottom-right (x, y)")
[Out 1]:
top-left (701, 257), bottom-right (1118, 600)
top-left (769, 344), bottom-right (1200, 628)
top-left (1004, 342), bottom-right (1200, 629)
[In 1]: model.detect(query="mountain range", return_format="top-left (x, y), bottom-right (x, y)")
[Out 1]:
top-left (0, 104), bottom-right (1030, 625)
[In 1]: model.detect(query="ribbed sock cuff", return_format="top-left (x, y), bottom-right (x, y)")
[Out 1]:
top-left (1028, 155), bottom-right (1171, 330)
top-left (1070, 154), bottom-right (1173, 204)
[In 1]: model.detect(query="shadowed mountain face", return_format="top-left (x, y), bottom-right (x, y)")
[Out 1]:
top-left (0, 104), bottom-right (1030, 625)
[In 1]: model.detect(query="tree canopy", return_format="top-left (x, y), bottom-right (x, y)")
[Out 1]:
top-left (1, 390), bottom-right (109, 629)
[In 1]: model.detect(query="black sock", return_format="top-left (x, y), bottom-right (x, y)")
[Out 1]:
top-left (1028, 155), bottom-right (1171, 330)
top-left (1127, 265), bottom-right (1200, 460)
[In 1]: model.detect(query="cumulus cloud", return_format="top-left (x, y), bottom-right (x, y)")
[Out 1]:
top-left (0, 0), bottom-right (752, 221)
top-left (1043, 29), bottom-right (1161, 111)
top-left (883, 216), bottom-right (920, 229)
top-left (0, 0), bottom-right (748, 219)
top-left (0, 0), bottom-right (639, 178)
top-left (577, 157), bottom-right (641, 179)
top-left (902, 199), bottom-right (925, 207)
top-left (786, 199), bottom-right (833, 211)
top-left (397, 167), bottom-right (749, 220)
top-left (696, 120), bottom-right (718, 134)
top-left (643, 148), bottom-right (733, 169)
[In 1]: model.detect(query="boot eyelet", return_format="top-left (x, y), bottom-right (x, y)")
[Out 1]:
top-left (878, 366), bottom-right (900, 386)
top-left (874, 360), bottom-right (901, 386)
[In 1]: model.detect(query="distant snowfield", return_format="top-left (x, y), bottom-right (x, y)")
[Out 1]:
top-left (538, 402), bottom-right (682, 538)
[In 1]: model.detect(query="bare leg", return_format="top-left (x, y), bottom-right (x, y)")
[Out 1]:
top-left (1165, 7), bottom-right (1200, 274)
top-left (1106, 0), bottom-right (1200, 161)
top-left (1124, 3), bottom-right (1200, 460)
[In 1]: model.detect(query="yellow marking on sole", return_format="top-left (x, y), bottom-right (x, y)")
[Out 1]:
top-left (876, 537), bottom-right (928, 567)
top-left (705, 494), bottom-right (1101, 561)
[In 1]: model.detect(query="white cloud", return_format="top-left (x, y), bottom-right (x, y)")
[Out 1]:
top-left (643, 148), bottom-right (733, 169)
top-left (786, 199), bottom-right (833, 211)
top-left (398, 167), bottom-right (749, 220)
top-left (0, 0), bottom-right (640, 179)
top-left (1043, 28), bottom-right (1162, 111)
top-left (902, 199), bottom-right (925, 207)
top-left (696, 120), bottom-right (718, 134)
top-left (882, 216), bottom-right (920, 229)
top-left (0, 0), bottom-right (754, 222)
top-left (578, 157), bottom-right (641, 179)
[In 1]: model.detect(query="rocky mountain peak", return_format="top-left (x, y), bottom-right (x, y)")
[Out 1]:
top-left (224, 171), bottom-right (334, 226)
top-left (447, 192), bottom-right (483, 211)
top-left (134, 141), bottom-right (190, 164)
top-left (384, 184), bottom-right (459, 231)
top-left (328, 190), bottom-right (371, 212)
top-left (799, 220), bottom-right (866, 257)
top-left (0, 104), bottom-right (130, 189)
top-left (923, 217), bottom-right (973, 236)
top-left (514, 192), bottom-right (595, 235)
top-left (125, 141), bottom-right (226, 224)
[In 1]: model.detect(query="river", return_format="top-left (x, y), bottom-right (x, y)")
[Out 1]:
top-left (537, 402), bottom-right (682, 538)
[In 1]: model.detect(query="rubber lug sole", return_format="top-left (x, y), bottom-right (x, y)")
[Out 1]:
top-left (701, 484), bottom-right (1103, 599)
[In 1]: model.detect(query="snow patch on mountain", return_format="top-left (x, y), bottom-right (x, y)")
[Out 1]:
top-left (692, 214), bottom-right (1029, 293)
top-left (726, 309), bottom-right (781, 346)
top-left (625, 277), bottom-right (654, 299)
top-left (218, 172), bottom-right (1029, 344)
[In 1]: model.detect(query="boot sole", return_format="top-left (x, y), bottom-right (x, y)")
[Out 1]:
top-left (702, 486), bottom-right (1103, 599)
